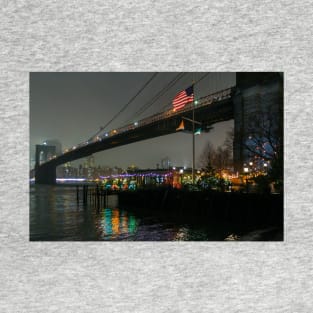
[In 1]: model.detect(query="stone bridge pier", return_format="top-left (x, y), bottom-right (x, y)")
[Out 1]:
top-left (35, 163), bottom-right (56, 185)
top-left (35, 144), bottom-right (57, 184)
top-left (233, 72), bottom-right (283, 172)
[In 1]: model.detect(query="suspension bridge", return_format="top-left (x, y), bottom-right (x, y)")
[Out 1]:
top-left (35, 87), bottom-right (233, 184)
top-left (34, 72), bottom-right (283, 184)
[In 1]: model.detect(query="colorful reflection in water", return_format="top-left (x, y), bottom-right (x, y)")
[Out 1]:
top-left (29, 185), bottom-right (199, 240)
top-left (97, 208), bottom-right (138, 240)
top-left (31, 185), bottom-right (275, 241)
top-left (112, 209), bottom-right (119, 235)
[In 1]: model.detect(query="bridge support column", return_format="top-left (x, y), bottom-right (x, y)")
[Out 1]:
top-left (35, 163), bottom-right (56, 185)
top-left (233, 73), bottom-right (283, 173)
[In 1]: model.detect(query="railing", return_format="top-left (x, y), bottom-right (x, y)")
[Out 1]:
top-left (43, 87), bottom-right (233, 164)
top-left (104, 87), bottom-right (232, 138)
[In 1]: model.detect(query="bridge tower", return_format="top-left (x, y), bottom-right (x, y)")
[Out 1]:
top-left (35, 163), bottom-right (57, 184)
top-left (35, 144), bottom-right (57, 184)
top-left (233, 72), bottom-right (283, 172)
top-left (35, 144), bottom-right (56, 165)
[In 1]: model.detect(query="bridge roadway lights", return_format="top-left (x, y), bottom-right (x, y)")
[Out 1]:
top-left (35, 164), bottom-right (56, 185)
top-left (34, 77), bottom-right (282, 179)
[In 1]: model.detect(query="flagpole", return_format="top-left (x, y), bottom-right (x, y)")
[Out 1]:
top-left (192, 76), bottom-right (195, 185)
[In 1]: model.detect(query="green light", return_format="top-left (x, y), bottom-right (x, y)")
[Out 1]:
top-left (195, 100), bottom-right (198, 105)
top-left (128, 215), bottom-right (137, 233)
top-left (194, 128), bottom-right (201, 135)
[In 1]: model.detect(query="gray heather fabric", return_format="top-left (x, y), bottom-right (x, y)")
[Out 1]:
top-left (0, 0), bottom-right (312, 312)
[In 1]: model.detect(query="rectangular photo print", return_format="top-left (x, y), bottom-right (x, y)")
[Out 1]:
top-left (30, 72), bottom-right (283, 241)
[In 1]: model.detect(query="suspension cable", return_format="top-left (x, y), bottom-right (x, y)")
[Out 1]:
top-left (121, 72), bottom-right (186, 125)
top-left (88, 72), bottom-right (158, 140)
top-left (141, 72), bottom-right (212, 116)
top-left (87, 72), bottom-right (211, 142)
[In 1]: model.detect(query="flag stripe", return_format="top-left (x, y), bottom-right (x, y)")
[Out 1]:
top-left (173, 96), bottom-right (194, 105)
top-left (172, 86), bottom-right (194, 110)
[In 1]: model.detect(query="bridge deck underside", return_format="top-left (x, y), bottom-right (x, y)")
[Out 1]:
top-left (42, 98), bottom-right (233, 168)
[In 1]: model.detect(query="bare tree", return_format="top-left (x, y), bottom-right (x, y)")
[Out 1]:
top-left (199, 141), bottom-right (216, 176)
top-left (223, 128), bottom-right (234, 161)
top-left (243, 102), bottom-right (283, 183)
top-left (215, 146), bottom-right (230, 173)
top-left (198, 129), bottom-right (234, 176)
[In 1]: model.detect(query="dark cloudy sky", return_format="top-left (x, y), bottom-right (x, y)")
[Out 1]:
top-left (30, 72), bottom-right (235, 169)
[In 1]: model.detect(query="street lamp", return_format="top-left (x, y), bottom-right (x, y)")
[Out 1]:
top-left (178, 115), bottom-right (202, 185)
top-left (243, 167), bottom-right (249, 192)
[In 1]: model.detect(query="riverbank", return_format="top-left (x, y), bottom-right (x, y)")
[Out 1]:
top-left (118, 188), bottom-right (283, 235)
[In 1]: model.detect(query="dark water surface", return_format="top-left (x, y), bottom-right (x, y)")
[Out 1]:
top-left (30, 185), bottom-right (281, 241)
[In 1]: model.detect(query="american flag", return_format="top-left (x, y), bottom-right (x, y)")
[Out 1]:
top-left (172, 85), bottom-right (194, 110)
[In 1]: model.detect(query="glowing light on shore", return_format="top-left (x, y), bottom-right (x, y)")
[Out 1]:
top-left (99, 172), bottom-right (173, 180)
top-left (56, 178), bottom-right (86, 182)
top-left (30, 178), bottom-right (86, 183)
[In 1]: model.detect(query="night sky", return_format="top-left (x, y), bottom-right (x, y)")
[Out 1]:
top-left (30, 72), bottom-right (235, 169)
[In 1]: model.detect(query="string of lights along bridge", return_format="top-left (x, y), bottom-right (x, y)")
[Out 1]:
top-left (32, 72), bottom-right (236, 177)
top-left (34, 72), bottom-right (283, 185)
top-left (46, 87), bottom-right (232, 161)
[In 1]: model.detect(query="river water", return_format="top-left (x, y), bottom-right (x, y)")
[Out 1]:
top-left (30, 185), bottom-right (282, 241)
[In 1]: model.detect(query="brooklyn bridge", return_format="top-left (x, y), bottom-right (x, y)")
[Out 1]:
top-left (34, 72), bottom-right (283, 184)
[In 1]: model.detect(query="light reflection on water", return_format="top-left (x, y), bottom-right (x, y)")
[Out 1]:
top-left (30, 185), bottom-right (222, 241)
top-left (95, 208), bottom-right (138, 240)
top-left (30, 185), bottom-right (280, 241)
